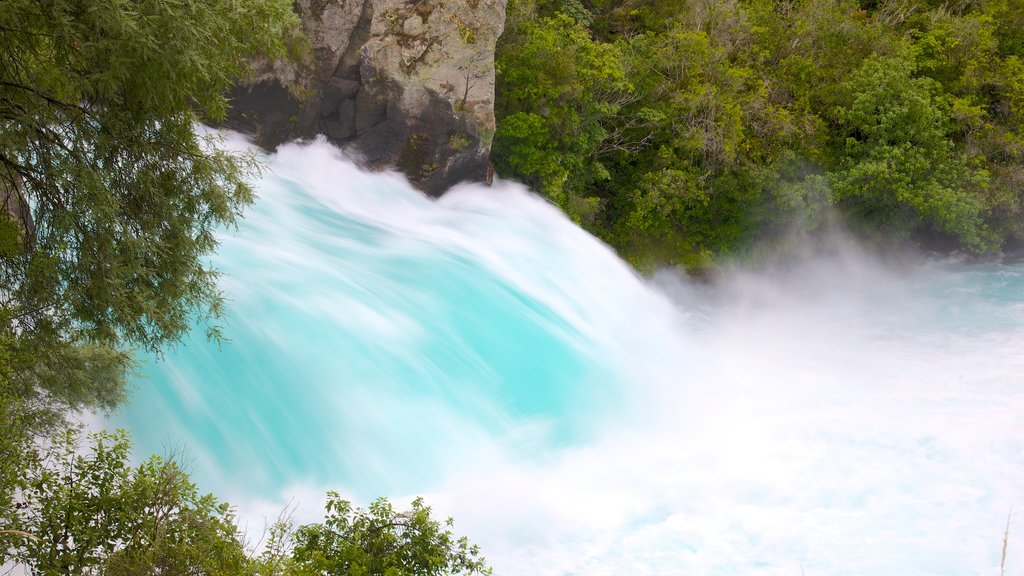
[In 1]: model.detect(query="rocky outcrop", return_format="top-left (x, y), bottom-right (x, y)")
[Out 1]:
top-left (225, 0), bottom-right (506, 196)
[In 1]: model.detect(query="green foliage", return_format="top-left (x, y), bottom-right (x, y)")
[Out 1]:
top-left (456, 19), bottom-right (477, 44)
top-left (3, 429), bottom-right (252, 576)
top-left (0, 0), bottom-right (298, 430)
top-left (495, 0), bottom-right (1024, 267)
top-left (0, 426), bottom-right (492, 576)
top-left (494, 10), bottom-right (630, 221)
top-left (288, 493), bottom-right (491, 576)
top-left (0, 393), bottom-right (36, 527)
top-left (557, 0), bottom-right (594, 27)
top-left (0, 216), bottom-right (20, 257)
top-left (829, 52), bottom-right (991, 249)
top-left (0, 0), bottom-right (299, 553)
top-left (450, 133), bottom-right (472, 152)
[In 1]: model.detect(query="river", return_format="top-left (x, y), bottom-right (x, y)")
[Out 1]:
top-left (114, 137), bottom-right (1024, 575)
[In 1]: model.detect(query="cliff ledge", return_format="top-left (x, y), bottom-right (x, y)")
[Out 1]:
top-left (225, 0), bottom-right (506, 196)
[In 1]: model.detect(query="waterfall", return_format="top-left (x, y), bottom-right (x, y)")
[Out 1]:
top-left (115, 137), bottom-right (1024, 575)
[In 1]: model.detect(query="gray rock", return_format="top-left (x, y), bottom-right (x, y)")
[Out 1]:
top-left (325, 98), bottom-right (357, 140)
top-left (319, 78), bottom-right (361, 114)
top-left (223, 0), bottom-right (507, 197)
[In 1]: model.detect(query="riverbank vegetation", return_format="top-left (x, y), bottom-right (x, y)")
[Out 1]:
top-left (5, 0), bottom-right (1018, 569)
top-left (3, 428), bottom-right (489, 575)
top-left (0, 1), bottom-right (489, 573)
top-left (493, 0), bottom-right (1024, 270)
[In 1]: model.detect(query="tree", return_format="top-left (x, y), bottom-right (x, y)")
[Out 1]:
top-left (493, 10), bottom-right (632, 223)
top-left (0, 0), bottom-right (298, 433)
top-left (1, 427), bottom-right (492, 576)
top-left (829, 51), bottom-right (992, 249)
top-left (0, 0), bottom-right (300, 543)
top-left (287, 493), bottom-right (491, 576)
top-left (3, 429), bottom-right (252, 575)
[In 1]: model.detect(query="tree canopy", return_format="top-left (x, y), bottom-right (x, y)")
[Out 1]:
top-left (0, 0), bottom-right (300, 547)
top-left (287, 493), bottom-right (492, 576)
top-left (6, 429), bottom-right (252, 576)
top-left (494, 0), bottom-right (1024, 270)
top-left (0, 0), bottom-right (299, 429)
top-left (3, 428), bottom-right (491, 576)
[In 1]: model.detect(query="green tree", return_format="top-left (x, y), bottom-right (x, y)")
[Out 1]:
top-left (608, 16), bottom-right (825, 268)
top-left (494, 0), bottom-right (1024, 264)
top-left (3, 429), bottom-right (252, 575)
top-left (494, 9), bottom-right (631, 223)
top-left (288, 493), bottom-right (491, 576)
top-left (0, 0), bottom-right (298, 437)
top-left (1, 428), bottom-right (493, 576)
top-left (614, 27), bottom-right (751, 253)
top-left (906, 3), bottom-right (1024, 245)
top-left (0, 0), bottom-right (299, 545)
top-left (829, 51), bottom-right (992, 249)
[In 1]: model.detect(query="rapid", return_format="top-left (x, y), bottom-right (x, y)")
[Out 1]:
top-left (114, 137), bottom-right (1024, 575)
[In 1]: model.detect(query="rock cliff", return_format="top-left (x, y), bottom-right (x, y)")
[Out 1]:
top-left (225, 0), bottom-right (506, 196)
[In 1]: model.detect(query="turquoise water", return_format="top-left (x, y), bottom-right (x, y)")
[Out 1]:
top-left (115, 138), bottom-right (1024, 575)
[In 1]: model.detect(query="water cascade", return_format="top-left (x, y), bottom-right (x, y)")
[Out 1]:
top-left (115, 137), bottom-right (1024, 575)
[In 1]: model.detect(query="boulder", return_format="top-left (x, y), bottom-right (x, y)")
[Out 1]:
top-left (225, 0), bottom-right (506, 196)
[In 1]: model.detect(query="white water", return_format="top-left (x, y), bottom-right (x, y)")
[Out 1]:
top-left (116, 138), bottom-right (1024, 575)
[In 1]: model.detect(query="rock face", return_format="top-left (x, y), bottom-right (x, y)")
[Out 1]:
top-left (225, 0), bottom-right (506, 196)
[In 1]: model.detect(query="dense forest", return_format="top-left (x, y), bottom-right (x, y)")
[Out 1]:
top-left (493, 0), bottom-right (1024, 270)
